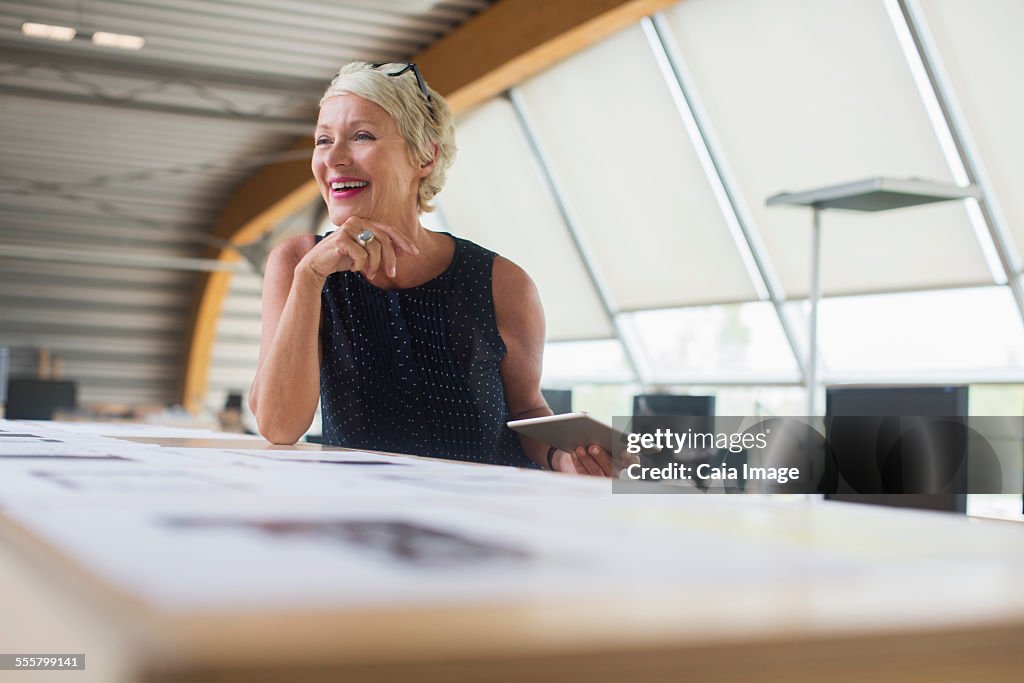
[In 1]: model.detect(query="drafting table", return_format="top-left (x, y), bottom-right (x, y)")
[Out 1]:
top-left (0, 420), bottom-right (1022, 682)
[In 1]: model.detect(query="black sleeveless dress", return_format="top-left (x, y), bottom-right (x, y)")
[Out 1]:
top-left (316, 232), bottom-right (534, 468)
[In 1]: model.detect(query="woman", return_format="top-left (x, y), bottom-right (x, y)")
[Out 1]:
top-left (249, 61), bottom-right (612, 476)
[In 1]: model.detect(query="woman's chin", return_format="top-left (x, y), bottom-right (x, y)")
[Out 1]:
top-left (328, 208), bottom-right (359, 226)
top-left (327, 203), bottom-right (406, 228)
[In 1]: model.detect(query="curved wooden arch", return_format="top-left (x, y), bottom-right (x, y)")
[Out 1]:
top-left (181, 0), bottom-right (678, 412)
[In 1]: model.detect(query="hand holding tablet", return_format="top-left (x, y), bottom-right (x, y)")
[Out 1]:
top-left (507, 412), bottom-right (655, 476)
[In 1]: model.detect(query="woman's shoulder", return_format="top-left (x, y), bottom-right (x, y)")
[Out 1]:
top-left (491, 253), bottom-right (533, 291)
top-left (446, 233), bottom-right (509, 265)
top-left (491, 253), bottom-right (541, 324)
top-left (442, 233), bottom-right (535, 294)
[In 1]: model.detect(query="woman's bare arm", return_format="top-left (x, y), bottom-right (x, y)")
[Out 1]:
top-left (248, 235), bottom-right (323, 444)
top-left (493, 256), bottom-right (611, 475)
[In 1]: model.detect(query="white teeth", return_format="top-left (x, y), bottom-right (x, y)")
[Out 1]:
top-left (331, 181), bottom-right (368, 190)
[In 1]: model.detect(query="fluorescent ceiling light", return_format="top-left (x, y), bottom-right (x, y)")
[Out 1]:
top-left (91, 31), bottom-right (145, 50)
top-left (21, 21), bottom-right (77, 41)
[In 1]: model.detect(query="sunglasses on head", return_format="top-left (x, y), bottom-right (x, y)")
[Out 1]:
top-left (370, 62), bottom-right (434, 112)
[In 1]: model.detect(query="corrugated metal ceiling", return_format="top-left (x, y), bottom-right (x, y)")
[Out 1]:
top-left (0, 0), bottom-right (491, 409)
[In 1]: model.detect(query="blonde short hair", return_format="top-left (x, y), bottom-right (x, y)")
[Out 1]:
top-left (320, 62), bottom-right (456, 214)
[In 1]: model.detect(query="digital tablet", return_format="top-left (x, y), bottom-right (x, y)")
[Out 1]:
top-left (507, 412), bottom-right (658, 458)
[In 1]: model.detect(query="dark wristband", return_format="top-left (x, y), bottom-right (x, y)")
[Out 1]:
top-left (546, 446), bottom-right (558, 470)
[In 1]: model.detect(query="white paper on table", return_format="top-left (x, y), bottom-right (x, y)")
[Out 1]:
top-left (0, 440), bottom-right (166, 463)
top-left (0, 419), bottom-right (154, 448)
top-left (28, 420), bottom-right (263, 440)
top-left (13, 492), bottom-right (1004, 613)
top-left (226, 448), bottom-right (420, 465)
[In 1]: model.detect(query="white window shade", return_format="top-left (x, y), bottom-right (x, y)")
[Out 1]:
top-left (663, 0), bottom-right (994, 298)
top-left (786, 286), bottom-right (1024, 380)
top-left (917, 0), bottom-right (1024, 271)
top-left (623, 303), bottom-right (801, 383)
top-left (772, 201), bottom-right (993, 298)
top-left (440, 98), bottom-right (612, 341)
top-left (542, 340), bottom-right (634, 384)
top-left (514, 24), bottom-right (760, 311)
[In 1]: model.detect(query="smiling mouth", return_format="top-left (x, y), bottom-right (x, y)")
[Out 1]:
top-left (330, 180), bottom-right (368, 191)
top-left (328, 180), bottom-right (369, 199)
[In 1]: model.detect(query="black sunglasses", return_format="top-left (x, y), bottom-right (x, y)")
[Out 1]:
top-left (370, 62), bottom-right (434, 111)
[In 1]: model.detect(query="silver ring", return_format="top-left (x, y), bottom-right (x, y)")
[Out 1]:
top-left (356, 229), bottom-right (374, 247)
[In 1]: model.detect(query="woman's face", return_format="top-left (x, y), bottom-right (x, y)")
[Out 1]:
top-left (312, 94), bottom-right (425, 226)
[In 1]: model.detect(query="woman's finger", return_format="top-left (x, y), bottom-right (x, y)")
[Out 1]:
top-left (339, 234), bottom-right (368, 273)
top-left (579, 448), bottom-right (609, 477)
top-left (352, 217), bottom-right (420, 256)
top-left (337, 224), bottom-right (377, 274)
top-left (569, 449), bottom-right (584, 475)
top-left (340, 218), bottom-right (410, 278)
top-left (379, 233), bottom-right (398, 278)
top-left (363, 238), bottom-right (383, 279)
top-left (575, 446), bottom-right (602, 476)
top-left (302, 231), bottom-right (351, 277)
top-left (366, 230), bottom-right (398, 278)
top-left (587, 445), bottom-right (613, 477)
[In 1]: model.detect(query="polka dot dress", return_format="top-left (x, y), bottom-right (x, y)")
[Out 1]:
top-left (316, 232), bottom-right (534, 468)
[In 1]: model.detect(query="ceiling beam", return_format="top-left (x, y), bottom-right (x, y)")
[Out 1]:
top-left (180, 0), bottom-right (679, 412)
top-left (0, 41), bottom-right (327, 94)
top-left (0, 242), bottom-right (245, 273)
top-left (0, 83), bottom-right (315, 134)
